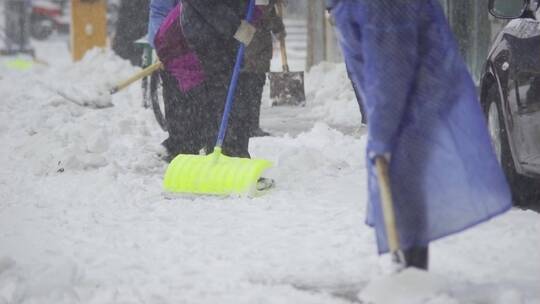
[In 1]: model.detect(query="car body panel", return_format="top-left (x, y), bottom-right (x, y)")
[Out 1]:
top-left (482, 17), bottom-right (540, 177)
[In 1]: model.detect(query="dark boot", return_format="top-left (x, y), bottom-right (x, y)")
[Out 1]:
top-left (251, 127), bottom-right (271, 137)
top-left (256, 177), bottom-right (275, 191)
top-left (403, 246), bottom-right (429, 270)
top-left (242, 72), bottom-right (268, 137)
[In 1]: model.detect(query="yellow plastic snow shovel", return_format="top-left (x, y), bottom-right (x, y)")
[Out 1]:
top-left (164, 147), bottom-right (272, 196)
top-left (4, 58), bottom-right (34, 71)
top-left (3, 55), bottom-right (48, 71)
top-left (163, 0), bottom-right (272, 197)
top-left (375, 157), bottom-right (406, 269)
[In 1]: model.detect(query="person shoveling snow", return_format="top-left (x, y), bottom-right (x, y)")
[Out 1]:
top-left (328, 0), bottom-right (512, 270)
top-left (49, 61), bottom-right (162, 108)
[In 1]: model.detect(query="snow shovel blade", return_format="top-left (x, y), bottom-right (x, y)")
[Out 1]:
top-left (163, 148), bottom-right (272, 196)
top-left (268, 71), bottom-right (306, 106)
top-left (4, 58), bottom-right (34, 71)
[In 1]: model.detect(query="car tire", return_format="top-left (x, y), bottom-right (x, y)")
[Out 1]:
top-left (485, 85), bottom-right (539, 207)
top-left (30, 16), bottom-right (54, 40)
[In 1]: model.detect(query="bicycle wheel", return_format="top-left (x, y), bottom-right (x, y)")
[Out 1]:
top-left (141, 73), bottom-right (150, 108)
top-left (149, 71), bottom-right (167, 131)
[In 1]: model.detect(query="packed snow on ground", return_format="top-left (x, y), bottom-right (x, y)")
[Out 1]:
top-left (1, 45), bottom-right (539, 304)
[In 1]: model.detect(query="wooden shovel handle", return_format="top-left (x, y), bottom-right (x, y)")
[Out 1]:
top-left (375, 157), bottom-right (401, 254)
top-left (110, 61), bottom-right (163, 94)
top-left (275, 1), bottom-right (289, 72)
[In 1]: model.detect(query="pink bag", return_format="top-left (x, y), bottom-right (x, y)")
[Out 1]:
top-left (154, 4), bottom-right (205, 92)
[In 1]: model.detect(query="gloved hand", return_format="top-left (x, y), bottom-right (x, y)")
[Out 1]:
top-left (369, 152), bottom-right (392, 164)
top-left (234, 20), bottom-right (257, 46)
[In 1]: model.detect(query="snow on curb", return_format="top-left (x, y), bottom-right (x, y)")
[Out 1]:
top-left (301, 62), bottom-right (363, 127)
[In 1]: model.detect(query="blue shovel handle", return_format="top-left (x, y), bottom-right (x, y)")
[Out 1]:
top-left (215, 0), bottom-right (257, 149)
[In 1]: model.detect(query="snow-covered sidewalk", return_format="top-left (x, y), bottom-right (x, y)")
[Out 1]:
top-left (1, 46), bottom-right (539, 304)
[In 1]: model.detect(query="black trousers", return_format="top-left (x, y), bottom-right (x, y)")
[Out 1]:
top-left (161, 71), bottom-right (251, 158)
top-left (161, 71), bottom-right (207, 156)
top-left (204, 73), bottom-right (252, 158)
top-left (238, 72), bottom-right (266, 132)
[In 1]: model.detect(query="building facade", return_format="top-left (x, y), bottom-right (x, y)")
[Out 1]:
top-left (304, 0), bottom-right (506, 83)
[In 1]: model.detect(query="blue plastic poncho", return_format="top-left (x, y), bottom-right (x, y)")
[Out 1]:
top-left (330, 0), bottom-right (512, 254)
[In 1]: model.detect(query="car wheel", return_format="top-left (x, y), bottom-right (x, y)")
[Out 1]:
top-left (30, 16), bottom-right (54, 40)
top-left (487, 100), bottom-right (503, 164)
top-left (485, 85), bottom-right (538, 207)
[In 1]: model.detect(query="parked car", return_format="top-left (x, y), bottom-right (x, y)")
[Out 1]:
top-left (30, 0), bottom-right (70, 40)
top-left (29, 0), bottom-right (120, 40)
top-left (480, 0), bottom-right (540, 206)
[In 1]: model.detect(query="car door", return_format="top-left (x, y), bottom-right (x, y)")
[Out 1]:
top-left (506, 19), bottom-right (540, 174)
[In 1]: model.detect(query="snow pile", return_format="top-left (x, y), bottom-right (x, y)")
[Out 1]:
top-left (302, 62), bottom-right (363, 127)
top-left (2, 48), bottom-right (162, 176)
top-left (44, 48), bottom-right (140, 108)
top-left (0, 257), bottom-right (83, 304)
top-left (0, 119), bottom-right (374, 303)
top-left (359, 269), bottom-right (451, 304)
top-left (251, 122), bottom-right (365, 184)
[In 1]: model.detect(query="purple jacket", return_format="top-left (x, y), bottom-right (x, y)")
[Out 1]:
top-left (153, 3), bottom-right (204, 92)
top-left (149, 0), bottom-right (263, 91)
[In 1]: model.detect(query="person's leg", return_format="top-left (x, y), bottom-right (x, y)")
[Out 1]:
top-left (5, 1), bottom-right (22, 52)
top-left (346, 67), bottom-right (367, 125)
top-left (226, 72), bottom-right (252, 157)
top-left (204, 73), bottom-right (251, 158)
top-left (248, 72), bottom-right (268, 136)
top-left (161, 71), bottom-right (205, 158)
top-left (403, 246), bottom-right (429, 270)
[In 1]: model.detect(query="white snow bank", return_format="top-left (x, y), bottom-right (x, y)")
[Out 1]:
top-left (43, 48), bottom-right (140, 108)
top-left (359, 269), bottom-right (450, 304)
top-left (0, 120), bottom-right (373, 303)
top-left (301, 62), bottom-right (363, 128)
top-left (1, 48), bottom-right (162, 176)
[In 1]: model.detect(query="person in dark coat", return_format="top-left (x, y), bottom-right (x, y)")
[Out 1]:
top-left (182, 0), bottom-right (258, 158)
top-left (113, 0), bottom-right (150, 66)
top-left (149, 0), bottom-right (257, 160)
top-left (240, 0), bottom-right (285, 137)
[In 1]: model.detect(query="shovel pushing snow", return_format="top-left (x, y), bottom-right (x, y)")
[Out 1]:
top-left (163, 0), bottom-right (273, 197)
top-left (54, 61), bottom-right (162, 108)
